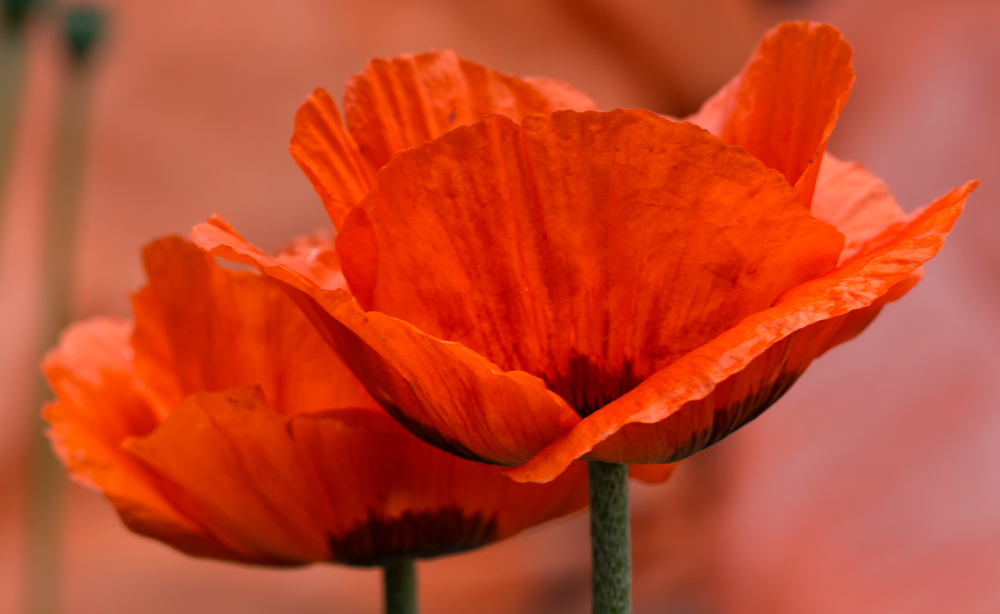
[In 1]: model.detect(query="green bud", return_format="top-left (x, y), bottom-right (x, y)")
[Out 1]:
top-left (64, 5), bottom-right (103, 59)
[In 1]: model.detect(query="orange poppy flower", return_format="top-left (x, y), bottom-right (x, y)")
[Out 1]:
top-left (192, 21), bottom-right (976, 484)
top-left (43, 237), bottom-right (589, 565)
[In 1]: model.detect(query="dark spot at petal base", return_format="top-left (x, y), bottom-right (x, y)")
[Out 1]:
top-left (660, 370), bottom-right (803, 463)
top-left (545, 354), bottom-right (642, 418)
top-left (381, 402), bottom-right (504, 465)
top-left (329, 508), bottom-right (498, 566)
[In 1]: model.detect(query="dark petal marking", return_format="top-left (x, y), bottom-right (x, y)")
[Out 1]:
top-left (545, 354), bottom-right (641, 418)
top-left (652, 370), bottom-right (802, 464)
top-left (329, 508), bottom-right (498, 566)
top-left (379, 402), bottom-right (500, 464)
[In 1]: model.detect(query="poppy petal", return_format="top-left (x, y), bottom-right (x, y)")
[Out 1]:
top-left (342, 49), bottom-right (599, 171)
top-left (289, 88), bottom-right (375, 230)
top-left (508, 180), bottom-right (976, 482)
top-left (42, 318), bottom-right (231, 560)
top-left (812, 153), bottom-right (908, 264)
top-left (281, 289), bottom-right (583, 466)
top-left (191, 218), bottom-right (580, 466)
top-left (337, 110), bottom-right (843, 413)
top-left (198, 110), bottom-right (845, 465)
top-left (628, 464), bottom-right (677, 484)
top-left (292, 408), bottom-right (589, 565)
top-left (688, 21), bottom-right (854, 209)
top-left (131, 237), bottom-right (378, 417)
top-left (123, 386), bottom-right (331, 564)
top-left (807, 152), bottom-right (923, 349)
top-left (124, 386), bottom-right (588, 565)
top-left (190, 215), bottom-right (319, 291)
top-left (273, 227), bottom-right (347, 291)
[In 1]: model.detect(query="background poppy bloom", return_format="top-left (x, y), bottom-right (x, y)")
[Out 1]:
top-left (193, 21), bottom-right (976, 483)
top-left (43, 237), bottom-right (589, 567)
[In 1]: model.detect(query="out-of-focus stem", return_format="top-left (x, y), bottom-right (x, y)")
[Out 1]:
top-left (589, 460), bottom-right (631, 614)
top-left (26, 8), bottom-right (103, 614)
top-left (383, 559), bottom-right (418, 614)
top-left (0, 2), bottom-right (31, 239)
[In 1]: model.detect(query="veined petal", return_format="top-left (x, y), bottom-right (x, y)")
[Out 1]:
top-left (291, 52), bottom-right (598, 231)
top-left (813, 153), bottom-right (908, 264)
top-left (124, 386), bottom-right (588, 566)
top-left (338, 110), bottom-right (843, 418)
top-left (688, 21), bottom-right (854, 209)
top-left (191, 218), bottom-right (580, 466)
top-left (343, 49), bottom-right (599, 171)
top-left (123, 386), bottom-right (332, 564)
top-left (274, 228), bottom-right (347, 291)
top-left (200, 110), bottom-right (845, 466)
top-left (509, 180), bottom-right (976, 482)
top-left (131, 237), bottom-right (378, 418)
top-left (292, 408), bottom-right (588, 564)
top-left (42, 318), bottom-right (233, 560)
top-left (290, 89), bottom-right (375, 231)
top-left (807, 152), bottom-right (923, 349)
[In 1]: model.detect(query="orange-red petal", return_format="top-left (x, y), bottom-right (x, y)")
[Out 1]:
top-left (124, 386), bottom-right (588, 565)
top-left (342, 49), bottom-right (599, 172)
top-left (290, 51), bottom-right (598, 230)
top-left (628, 464), bottom-right (677, 484)
top-left (807, 153), bottom-right (923, 348)
top-left (191, 218), bottom-right (580, 466)
top-left (42, 318), bottom-right (233, 560)
top-left (274, 227), bottom-right (347, 291)
top-left (197, 109), bottom-right (845, 466)
top-left (132, 237), bottom-right (379, 417)
top-left (123, 386), bottom-right (332, 564)
top-left (688, 21), bottom-right (854, 210)
top-left (339, 109), bottom-right (843, 408)
top-left (812, 153), bottom-right (908, 264)
top-left (291, 408), bottom-right (589, 563)
top-left (289, 89), bottom-right (376, 230)
top-left (509, 180), bottom-right (976, 482)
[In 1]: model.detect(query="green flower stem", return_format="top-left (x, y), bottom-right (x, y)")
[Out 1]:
top-left (383, 559), bottom-right (417, 614)
top-left (589, 461), bottom-right (631, 614)
top-left (27, 10), bottom-right (102, 614)
top-left (0, 9), bottom-right (29, 241)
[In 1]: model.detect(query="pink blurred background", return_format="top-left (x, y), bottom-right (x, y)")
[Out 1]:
top-left (1, 0), bottom-right (998, 612)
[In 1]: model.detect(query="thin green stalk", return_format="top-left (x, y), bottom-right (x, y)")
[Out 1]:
top-left (383, 559), bottom-right (417, 614)
top-left (589, 461), bottom-right (631, 614)
top-left (26, 9), bottom-right (103, 614)
top-left (0, 3), bottom-right (31, 239)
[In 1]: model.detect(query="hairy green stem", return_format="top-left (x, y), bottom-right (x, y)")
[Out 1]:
top-left (589, 461), bottom-right (631, 614)
top-left (383, 559), bottom-right (417, 614)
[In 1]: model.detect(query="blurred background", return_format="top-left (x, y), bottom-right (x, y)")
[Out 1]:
top-left (1, 0), bottom-right (998, 612)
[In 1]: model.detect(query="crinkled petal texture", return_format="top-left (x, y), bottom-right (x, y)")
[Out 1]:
top-left (291, 49), bottom-right (598, 229)
top-left (194, 106), bottom-right (974, 481)
top-left (194, 27), bottom-right (973, 482)
top-left (131, 237), bottom-right (378, 419)
top-left (688, 21), bottom-right (855, 210)
top-left (44, 237), bottom-right (588, 564)
top-left (43, 318), bottom-right (236, 561)
top-left (511, 179), bottom-right (974, 481)
top-left (338, 110), bottom-right (843, 413)
top-left (192, 217), bottom-right (583, 466)
top-left (274, 228), bottom-right (347, 291)
top-left (196, 109), bottom-right (836, 460)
